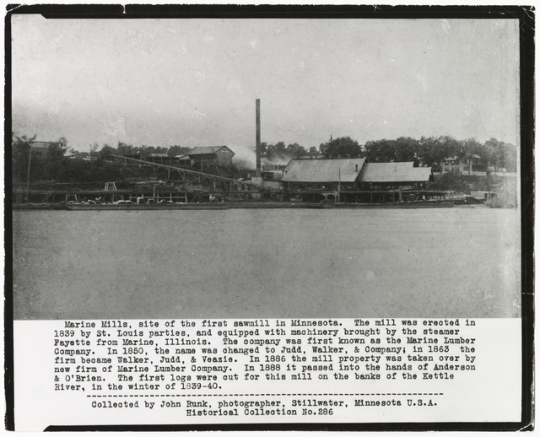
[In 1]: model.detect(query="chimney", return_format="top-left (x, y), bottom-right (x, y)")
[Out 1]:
top-left (256, 99), bottom-right (261, 175)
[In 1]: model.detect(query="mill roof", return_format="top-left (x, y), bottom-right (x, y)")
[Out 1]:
top-left (188, 146), bottom-right (234, 156)
top-left (281, 157), bottom-right (366, 183)
top-left (359, 162), bottom-right (432, 183)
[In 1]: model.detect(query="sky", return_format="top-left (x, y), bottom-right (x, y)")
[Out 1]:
top-left (11, 16), bottom-right (520, 162)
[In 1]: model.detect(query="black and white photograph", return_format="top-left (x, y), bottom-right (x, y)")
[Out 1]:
top-left (7, 5), bottom-right (533, 431)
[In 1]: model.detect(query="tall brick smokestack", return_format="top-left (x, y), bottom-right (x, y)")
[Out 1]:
top-left (256, 99), bottom-right (261, 175)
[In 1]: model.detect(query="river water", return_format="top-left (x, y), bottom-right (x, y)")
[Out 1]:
top-left (12, 207), bottom-right (521, 319)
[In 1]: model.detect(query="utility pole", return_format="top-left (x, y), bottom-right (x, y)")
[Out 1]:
top-left (338, 168), bottom-right (341, 203)
top-left (256, 99), bottom-right (261, 176)
top-left (26, 145), bottom-right (33, 205)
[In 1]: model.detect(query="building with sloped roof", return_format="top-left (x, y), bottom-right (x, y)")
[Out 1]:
top-left (145, 153), bottom-right (179, 165)
top-left (188, 146), bottom-right (235, 167)
top-left (281, 157), bottom-right (366, 189)
top-left (281, 158), bottom-right (433, 192)
top-left (175, 154), bottom-right (192, 166)
top-left (358, 162), bottom-right (433, 189)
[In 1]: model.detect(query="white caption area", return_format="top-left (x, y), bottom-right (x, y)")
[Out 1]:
top-left (14, 318), bottom-right (521, 430)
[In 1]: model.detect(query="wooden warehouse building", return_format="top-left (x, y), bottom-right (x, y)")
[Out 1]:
top-left (188, 146), bottom-right (235, 167)
top-left (281, 157), bottom-right (366, 190)
top-left (358, 162), bottom-right (433, 189)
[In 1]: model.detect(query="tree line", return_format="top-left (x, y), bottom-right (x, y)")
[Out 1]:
top-left (260, 138), bottom-right (363, 161)
top-left (12, 134), bottom-right (517, 184)
top-left (363, 136), bottom-right (517, 172)
top-left (262, 136), bottom-right (517, 173)
top-left (12, 136), bottom-right (151, 184)
top-left (115, 143), bottom-right (192, 158)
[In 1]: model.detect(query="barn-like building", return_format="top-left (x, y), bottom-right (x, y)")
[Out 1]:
top-left (281, 157), bottom-right (432, 191)
top-left (281, 157), bottom-right (366, 190)
top-left (188, 146), bottom-right (235, 167)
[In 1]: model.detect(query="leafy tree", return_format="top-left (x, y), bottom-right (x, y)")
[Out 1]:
top-left (263, 141), bottom-right (307, 161)
top-left (58, 137), bottom-right (68, 150)
top-left (285, 143), bottom-right (305, 156)
top-left (364, 139), bottom-right (397, 162)
top-left (364, 137), bottom-right (419, 163)
top-left (55, 159), bottom-right (93, 182)
top-left (484, 138), bottom-right (517, 172)
top-left (503, 144), bottom-right (518, 172)
top-left (320, 136), bottom-right (363, 158)
top-left (89, 143), bottom-right (99, 155)
top-left (394, 137), bottom-right (418, 163)
top-left (117, 142), bottom-right (135, 156)
top-left (428, 170), bottom-right (470, 193)
top-left (260, 142), bottom-right (269, 156)
top-left (45, 139), bottom-right (68, 180)
top-left (98, 145), bottom-right (118, 156)
top-left (271, 141), bottom-right (287, 157)
top-left (417, 136), bottom-right (461, 170)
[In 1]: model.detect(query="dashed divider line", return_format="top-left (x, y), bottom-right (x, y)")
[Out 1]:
top-left (87, 393), bottom-right (443, 398)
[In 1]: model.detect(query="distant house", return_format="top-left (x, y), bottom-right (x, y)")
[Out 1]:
top-left (188, 146), bottom-right (235, 167)
top-left (441, 155), bottom-right (486, 175)
top-left (30, 141), bottom-right (57, 159)
top-left (282, 157), bottom-right (366, 190)
top-left (357, 162), bottom-right (433, 189)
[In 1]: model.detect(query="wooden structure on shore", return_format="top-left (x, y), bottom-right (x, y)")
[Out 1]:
top-left (15, 185), bottom-right (456, 206)
top-left (107, 154), bottom-right (251, 193)
top-left (275, 189), bottom-right (454, 204)
top-left (15, 187), bottom-right (253, 205)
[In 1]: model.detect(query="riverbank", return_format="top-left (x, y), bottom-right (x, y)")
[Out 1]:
top-left (12, 200), bottom-right (464, 211)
